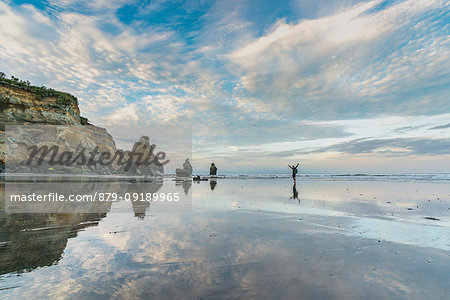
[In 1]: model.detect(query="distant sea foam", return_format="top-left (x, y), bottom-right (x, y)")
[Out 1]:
top-left (191, 173), bottom-right (450, 182)
top-left (4, 173), bottom-right (450, 182)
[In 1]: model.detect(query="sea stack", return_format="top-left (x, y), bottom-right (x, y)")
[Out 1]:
top-left (210, 163), bottom-right (217, 175)
top-left (176, 158), bottom-right (193, 177)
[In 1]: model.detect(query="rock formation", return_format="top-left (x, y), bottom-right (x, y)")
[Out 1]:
top-left (175, 158), bottom-right (192, 177)
top-left (210, 163), bottom-right (217, 175)
top-left (118, 136), bottom-right (164, 176)
top-left (0, 76), bottom-right (163, 176)
top-left (0, 82), bottom-right (81, 125)
top-left (4, 125), bottom-right (117, 174)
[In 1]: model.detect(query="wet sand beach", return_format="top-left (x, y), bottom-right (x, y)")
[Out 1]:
top-left (1, 177), bottom-right (449, 299)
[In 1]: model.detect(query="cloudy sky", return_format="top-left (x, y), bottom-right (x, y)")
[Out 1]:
top-left (0, 0), bottom-right (449, 174)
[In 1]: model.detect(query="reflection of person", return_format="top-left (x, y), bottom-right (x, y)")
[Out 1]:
top-left (290, 182), bottom-right (299, 202)
top-left (288, 163), bottom-right (299, 181)
top-left (210, 163), bottom-right (217, 175)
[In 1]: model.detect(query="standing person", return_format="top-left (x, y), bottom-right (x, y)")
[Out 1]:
top-left (210, 163), bottom-right (217, 176)
top-left (288, 163), bottom-right (299, 182)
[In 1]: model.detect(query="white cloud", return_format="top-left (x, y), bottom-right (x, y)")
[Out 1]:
top-left (227, 0), bottom-right (449, 120)
top-left (47, 0), bottom-right (135, 12)
top-left (1, 0), bottom-right (448, 173)
top-left (106, 104), bottom-right (140, 124)
top-left (0, 1), bottom-right (191, 126)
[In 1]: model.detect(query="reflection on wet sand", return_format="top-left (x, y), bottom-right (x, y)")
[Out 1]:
top-left (209, 179), bottom-right (217, 190)
top-left (0, 178), bottom-right (167, 276)
top-left (0, 212), bottom-right (107, 276)
top-left (0, 178), bottom-right (449, 299)
top-left (175, 179), bottom-right (192, 195)
top-left (126, 181), bottom-right (163, 219)
top-left (290, 182), bottom-right (299, 201)
top-left (0, 182), bottom-right (111, 276)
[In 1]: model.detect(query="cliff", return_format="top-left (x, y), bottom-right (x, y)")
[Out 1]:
top-left (0, 74), bottom-right (163, 176)
top-left (0, 74), bottom-right (83, 125)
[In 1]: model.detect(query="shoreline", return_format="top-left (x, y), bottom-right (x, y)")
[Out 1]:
top-left (2, 172), bottom-right (450, 183)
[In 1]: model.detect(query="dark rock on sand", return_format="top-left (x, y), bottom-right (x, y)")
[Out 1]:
top-left (424, 217), bottom-right (440, 221)
top-left (193, 175), bottom-right (208, 181)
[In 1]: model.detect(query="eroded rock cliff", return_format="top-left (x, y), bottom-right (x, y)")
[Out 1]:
top-left (0, 77), bottom-right (163, 176)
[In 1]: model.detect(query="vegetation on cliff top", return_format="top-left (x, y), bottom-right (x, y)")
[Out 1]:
top-left (0, 72), bottom-right (78, 106)
top-left (0, 72), bottom-right (89, 125)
